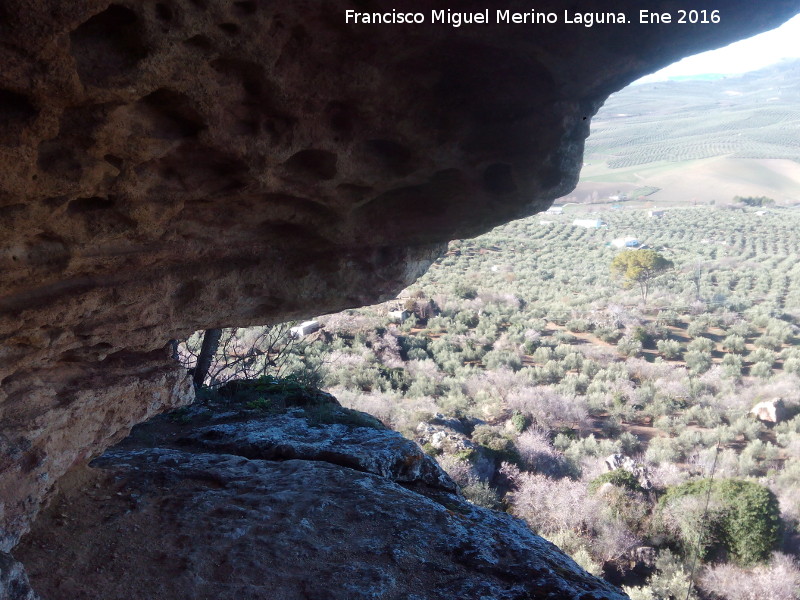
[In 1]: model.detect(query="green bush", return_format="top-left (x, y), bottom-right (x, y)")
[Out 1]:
top-left (747, 348), bottom-right (776, 366)
top-left (659, 478), bottom-right (781, 565)
top-left (471, 425), bottom-right (520, 465)
top-left (687, 337), bottom-right (714, 353)
top-left (510, 412), bottom-right (528, 434)
top-left (627, 325), bottom-right (649, 344)
top-left (722, 334), bottom-right (746, 354)
top-left (623, 550), bottom-right (698, 600)
top-left (657, 339), bottom-right (682, 359)
top-left (687, 320), bottom-right (708, 338)
top-left (754, 335), bottom-right (782, 351)
top-left (722, 353), bottom-right (743, 377)
top-left (595, 327), bottom-right (622, 343)
top-left (750, 361), bottom-right (774, 379)
top-left (588, 468), bottom-right (644, 494)
top-left (566, 318), bottom-right (590, 333)
top-left (617, 336), bottom-right (643, 358)
top-left (462, 480), bottom-right (502, 509)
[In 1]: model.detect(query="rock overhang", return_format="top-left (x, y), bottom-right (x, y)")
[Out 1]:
top-left (0, 0), bottom-right (798, 564)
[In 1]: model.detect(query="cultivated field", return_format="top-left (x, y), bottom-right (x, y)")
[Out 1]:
top-left (567, 59), bottom-right (800, 207)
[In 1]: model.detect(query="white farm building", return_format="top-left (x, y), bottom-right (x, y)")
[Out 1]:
top-left (611, 237), bottom-right (640, 248)
top-left (573, 218), bottom-right (606, 229)
top-left (289, 320), bottom-right (321, 339)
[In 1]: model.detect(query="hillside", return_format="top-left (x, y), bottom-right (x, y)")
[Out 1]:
top-left (570, 59), bottom-right (800, 206)
top-left (178, 205), bottom-right (800, 599)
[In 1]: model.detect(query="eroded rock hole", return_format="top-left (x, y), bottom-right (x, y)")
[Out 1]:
top-left (183, 34), bottom-right (214, 50)
top-left (19, 234), bottom-right (70, 270)
top-left (37, 141), bottom-right (82, 180)
top-left (326, 102), bottom-right (355, 137)
top-left (104, 154), bottom-right (123, 170)
top-left (66, 196), bottom-right (136, 236)
top-left (211, 58), bottom-right (266, 97)
top-left (155, 3), bottom-right (174, 21)
top-left (70, 5), bottom-right (149, 86)
top-left (135, 89), bottom-right (206, 139)
top-left (67, 196), bottom-right (116, 213)
top-left (233, 1), bottom-right (257, 15)
top-left (0, 89), bottom-right (37, 144)
top-left (218, 22), bottom-right (240, 35)
top-left (283, 149), bottom-right (337, 181)
top-left (365, 140), bottom-right (415, 177)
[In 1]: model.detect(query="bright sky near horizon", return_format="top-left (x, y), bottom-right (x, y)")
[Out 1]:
top-left (636, 13), bottom-right (800, 83)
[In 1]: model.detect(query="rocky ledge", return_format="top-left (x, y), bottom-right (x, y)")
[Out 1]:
top-left (13, 383), bottom-right (625, 599)
top-left (2, 1), bottom-right (800, 554)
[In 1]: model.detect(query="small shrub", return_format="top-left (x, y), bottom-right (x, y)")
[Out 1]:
top-left (699, 553), bottom-right (800, 600)
top-left (422, 442), bottom-right (442, 457)
top-left (645, 437), bottom-right (683, 465)
top-left (619, 431), bottom-right (642, 454)
top-left (245, 397), bottom-right (272, 411)
top-left (566, 319), bottom-right (590, 333)
top-left (617, 336), bottom-right (643, 358)
top-left (755, 335), bottom-right (783, 351)
top-left (658, 478), bottom-right (781, 565)
top-left (687, 320), bottom-right (708, 338)
top-left (453, 283), bottom-right (478, 300)
top-left (623, 550), bottom-right (698, 600)
top-left (596, 327), bottom-right (622, 343)
top-left (722, 333), bottom-right (747, 354)
top-left (510, 412), bottom-right (528, 434)
top-left (687, 337), bottom-right (714, 353)
top-left (722, 353), bottom-right (743, 377)
top-left (472, 425), bottom-right (520, 465)
top-left (462, 479), bottom-right (502, 509)
top-left (588, 468), bottom-right (644, 494)
top-left (553, 330), bottom-right (577, 344)
top-left (657, 339), bottom-right (682, 360)
top-left (747, 348), bottom-right (776, 366)
top-left (684, 350), bottom-right (712, 375)
top-left (750, 361), bottom-right (774, 379)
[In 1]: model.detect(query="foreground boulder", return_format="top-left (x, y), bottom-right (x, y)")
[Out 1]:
top-left (15, 387), bottom-right (626, 599)
top-left (1, 0), bottom-right (799, 552)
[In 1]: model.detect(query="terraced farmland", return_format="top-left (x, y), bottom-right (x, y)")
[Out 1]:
top-left (575, 59), bottom-right (800, 205)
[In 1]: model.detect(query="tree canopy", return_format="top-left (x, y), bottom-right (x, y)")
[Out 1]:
top-left (610, 249), bottom-right (673, 303)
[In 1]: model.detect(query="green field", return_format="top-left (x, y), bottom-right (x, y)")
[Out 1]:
top-left (568, 60), bottom-right (800, 206)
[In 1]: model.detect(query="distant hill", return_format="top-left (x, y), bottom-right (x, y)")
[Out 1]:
top-left (569, 60), bottom-right (800, 206)
top-left (666, 73), bottom-right (727, 82)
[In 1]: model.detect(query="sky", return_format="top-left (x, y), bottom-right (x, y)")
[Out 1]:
top-left (635, 13), bottom-right (800, 83)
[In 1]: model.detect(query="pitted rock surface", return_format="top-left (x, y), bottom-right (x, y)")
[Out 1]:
top-left (17, 446), bottom-right (627, 599)
top-left (1, 0), bottom-right (799, 584)
top-left (175, 413), bottom-right (458, 492)
top-left (0, 552), bottom-right (39, 600)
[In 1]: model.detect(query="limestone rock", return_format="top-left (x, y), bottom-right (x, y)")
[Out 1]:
top-left (176, 413), bottom-right (458, 492)
top-left (750, 398), bottom-right (787, 424)
top-left (416, 421), bottom-right (476, 454)
top-left (16, 406), bottom-right (627, 599)
top-left (0, 552), bottom-right (39, 600)
top-left (604, 454), bottom-right (652, 491)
